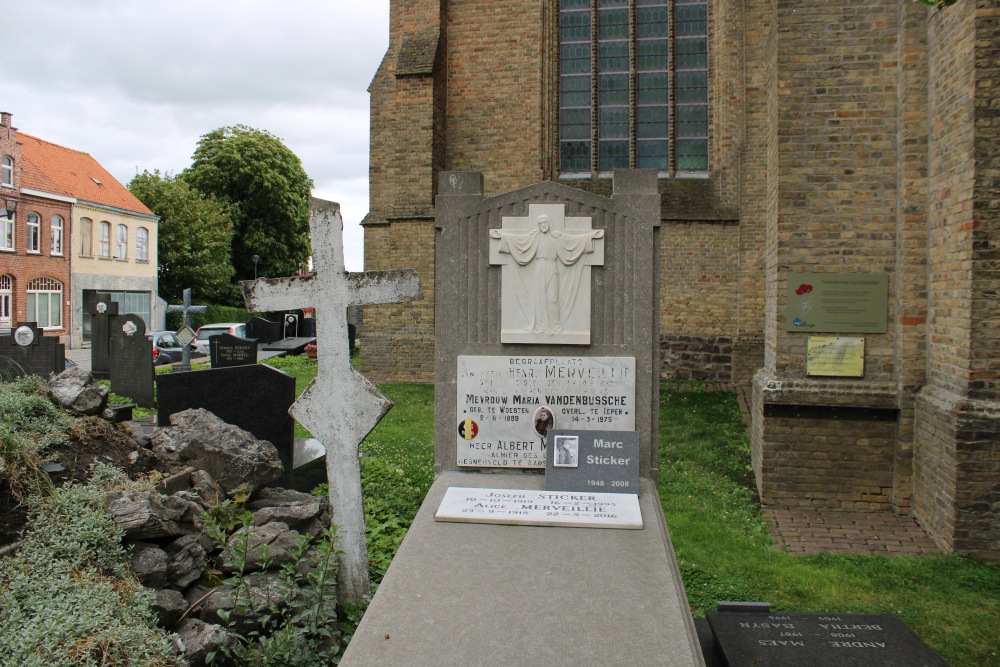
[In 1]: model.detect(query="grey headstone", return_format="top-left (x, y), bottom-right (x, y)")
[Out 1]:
top-left (545, 429), bottom-right (640, 494)
top-left (109, 313), bottom-right (154, 408)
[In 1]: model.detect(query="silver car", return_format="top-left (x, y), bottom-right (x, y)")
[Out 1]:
top-left (193, 323), bottom-right (248, 355)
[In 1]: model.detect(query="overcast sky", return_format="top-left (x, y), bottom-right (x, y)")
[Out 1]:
top-left (6, 0), bottom-right (389, 271)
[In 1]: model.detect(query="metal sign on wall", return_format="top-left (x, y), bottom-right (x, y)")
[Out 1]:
top-left (786, 273), bottom-right (888, 333)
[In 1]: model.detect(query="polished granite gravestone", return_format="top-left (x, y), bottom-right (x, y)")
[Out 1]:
top-left (246, 316), bottom-right (283, 344)
top-left (88, 293), bottom-right (118, 379)
top-left (209, 333), bottom-right (258, 368)
top-left (156, 364), bottom-right (296, 483)
top-left (544, 429), bottom-right (640, 494)
top-left (109, 314), bottom-right (155, 408)
top-left (705, 611), bottom-right (947, 667)
top-left (0, 322), bottom-right (65, 379)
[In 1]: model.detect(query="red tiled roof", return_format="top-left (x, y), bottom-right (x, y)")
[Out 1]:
top-left (18, 133), bottom-right (154, 217)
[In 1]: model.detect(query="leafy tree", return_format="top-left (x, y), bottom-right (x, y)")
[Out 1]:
top-left (129, 170), bottom-right (236, 305)
top-left (182, 125), bottom-right (313, 285)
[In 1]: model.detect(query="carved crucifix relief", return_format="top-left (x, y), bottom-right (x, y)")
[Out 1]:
top-left (489, 203), bottom-right (604, 344)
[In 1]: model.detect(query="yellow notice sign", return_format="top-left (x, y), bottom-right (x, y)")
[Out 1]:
top-left (806, 337), bottom-right (865, 377)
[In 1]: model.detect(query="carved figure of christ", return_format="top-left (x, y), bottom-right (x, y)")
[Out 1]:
top-left (241, 200), bottom-right (420, 606)
top-left (489, 203), bottom-right (604, 344)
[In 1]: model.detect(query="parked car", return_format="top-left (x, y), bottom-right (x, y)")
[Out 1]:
top-left (147, 330), bottom-right (206, 366)
top-left (193, 323), bottom-right (248, 356)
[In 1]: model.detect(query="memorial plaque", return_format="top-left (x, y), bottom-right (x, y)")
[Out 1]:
top-left (210, 333), bottom-right (258, 368)
top-left (806, 336), bottom-right (865, 377)
top-left (786, 273), bottom-right (888, 333)
top-left (707, 611), bottom-right (947, 667)
top-left (457, 355), bottom-right (635, 468)
top-left (109, 314), bottom-right (155, 408)
top-left (545, 430), bottom-right (640, 494)
top-left (434, 486), bottom-right (642, 529)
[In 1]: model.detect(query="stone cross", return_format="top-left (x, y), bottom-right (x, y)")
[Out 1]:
top-left (489, 202), bottom-right (604, 345)
top-left (166, 288), bottom-right (208, 371)
top-left (241, 199), bottom-right (421, 606)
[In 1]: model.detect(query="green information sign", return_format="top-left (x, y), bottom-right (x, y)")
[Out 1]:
top-left (786, 273), bottom-right (888, 333)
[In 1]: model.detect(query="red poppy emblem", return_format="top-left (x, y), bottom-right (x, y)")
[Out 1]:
top-left (795, 284), bottom-right (813, 296)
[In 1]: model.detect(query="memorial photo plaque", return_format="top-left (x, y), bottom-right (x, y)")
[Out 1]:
top-left (434, 486), bottom-right (642, 529)
top-left (456, 355), bottom-right (636, 468)
top-left (545, 430), bottom-right (640, 494)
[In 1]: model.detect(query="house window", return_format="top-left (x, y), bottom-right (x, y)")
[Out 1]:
top-left (136, 227), bottom-right (149, 261)
top-left (80, 218), bottom-right (92, 256)
top-left (0, 211), bottom-right (12, 251)
top-left (558, 0), bottom-right (709, 174)
top-left (26, 213), bottom-right (41, 253)
top-left (116, 224), bottom-right (128, 260)
top-left (26, 276), bottom-right (63, 329)
top-left (1, 156), bottom-right (12, 187)
top-left (0, 274), bottom-right (12, 328)
top-left (99, 221), bottom-right (111, 257)
top-left (51, 215), bottom-right (64, 255)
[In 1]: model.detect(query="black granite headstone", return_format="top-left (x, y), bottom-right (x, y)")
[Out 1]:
top-left (156, 364), bottom-right (295, 483)
top-left (89, 293), bottom-right (119, 379)
top-left (299, 316), bottom-right (317, 338)
top-left (0, 322), bottom-right (66, 379)
top-left (283, 312), bottom-right (300, 338)
top-left (109, 314), bottom-right (155, 408)
top-left (706, 611), bottom-right (947, 667)
top-left (545, 430), bottom-right (640, 494)
top-left (210, 333), bottom-right (258, 368)
top-left (246, 316), bottom-right (282, 344)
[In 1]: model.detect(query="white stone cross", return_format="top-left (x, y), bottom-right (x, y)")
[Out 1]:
top-left (489, 202), bottom-right (604, 344)
top-left (242, 199), bottom-right (421, 606)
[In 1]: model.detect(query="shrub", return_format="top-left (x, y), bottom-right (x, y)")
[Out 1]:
top-left (0, 375), bottom-right (71, 501)
top-left (0, 483), bottom-right (181, 666)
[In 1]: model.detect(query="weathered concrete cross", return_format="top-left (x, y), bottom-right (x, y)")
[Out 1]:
top-left (241, 199), bottom-right (421, 606)
top-left (166, 288), bottom-right (208, 370)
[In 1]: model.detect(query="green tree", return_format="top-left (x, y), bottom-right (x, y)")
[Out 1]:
top-left (182, 125), bottom-right (313, 285)
top-left (128, 170), bottom-right (236, 305)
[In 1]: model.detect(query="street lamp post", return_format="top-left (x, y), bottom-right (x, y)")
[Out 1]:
top-left (252, 255), bottom-right (260, 280)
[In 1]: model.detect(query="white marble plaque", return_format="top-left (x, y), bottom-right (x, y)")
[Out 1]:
top-left (457, 355), bottom-right (636, 468)
top-left (489, 203), bottom-right (604, 345)
top-left (434, 487), bottom-right (643, 529)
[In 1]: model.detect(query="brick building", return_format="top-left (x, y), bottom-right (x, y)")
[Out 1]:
top-left (362, 0), bottom-right (1000, 560)
top-left (0, 112), bottom-right (158, 348)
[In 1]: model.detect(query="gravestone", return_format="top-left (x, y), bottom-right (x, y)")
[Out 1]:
top-left (209, 333), bottom-right (258, 368)
top-left (246, 316), bottom-right (282, 344)
top-left (109, 314), bottom-right (155, 408)
top-left (343, 172), bottom-right (702, 666)
top-left (706, 611), bottom-right (947, 667)
top-left (156, 363), bottom-right (296, 480)
top-left (0, 322), bottom-right (66, 379)
top-left (242, 197), bottom-right (420, 606)
top-left (89, 293), bottom-right (118, 379)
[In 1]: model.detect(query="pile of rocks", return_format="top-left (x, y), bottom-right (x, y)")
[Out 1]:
top-left (45, 369), bottom-right (334, 666)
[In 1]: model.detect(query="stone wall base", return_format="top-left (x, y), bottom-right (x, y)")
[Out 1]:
top-left (659, 334), bottom-right (763, 386)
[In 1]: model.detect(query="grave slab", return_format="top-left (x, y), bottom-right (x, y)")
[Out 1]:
top-left (706, 611), bottom-right (946, 666)
top-left (341, 471), bottom-right (703, 667)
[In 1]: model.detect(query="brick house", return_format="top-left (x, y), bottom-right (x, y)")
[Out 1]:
top-left (0, 112), bottom-right (72, 340)
top-left (0, 112), bottom-right (158, 348)
top-left (362, 0), bottom-right (1000, 559)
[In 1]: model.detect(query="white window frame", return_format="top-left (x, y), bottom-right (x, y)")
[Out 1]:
top-left (26, 213), bottom-right (41, 254)
top-left (50, 215), bottom-right (64, 255)
top-left (0, 274), bottom-right (12, 328)
top-left (26, 276), bottom-right (63, 329)
top-left (116, 224), bottom-right (128, 260)
top-left (99, 221), bottom-right (111, 258)
top-left (136, 226), bottom-right (149, 261)
top-left (0, 212), bottom-right (12, 251)
top-left (1, 156), bottom-right (12, 187)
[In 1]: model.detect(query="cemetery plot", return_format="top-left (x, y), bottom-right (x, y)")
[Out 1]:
top-left (457, 355), bottom-right (635, 468)
top-left (434, 486), bottom-right (642, 529)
